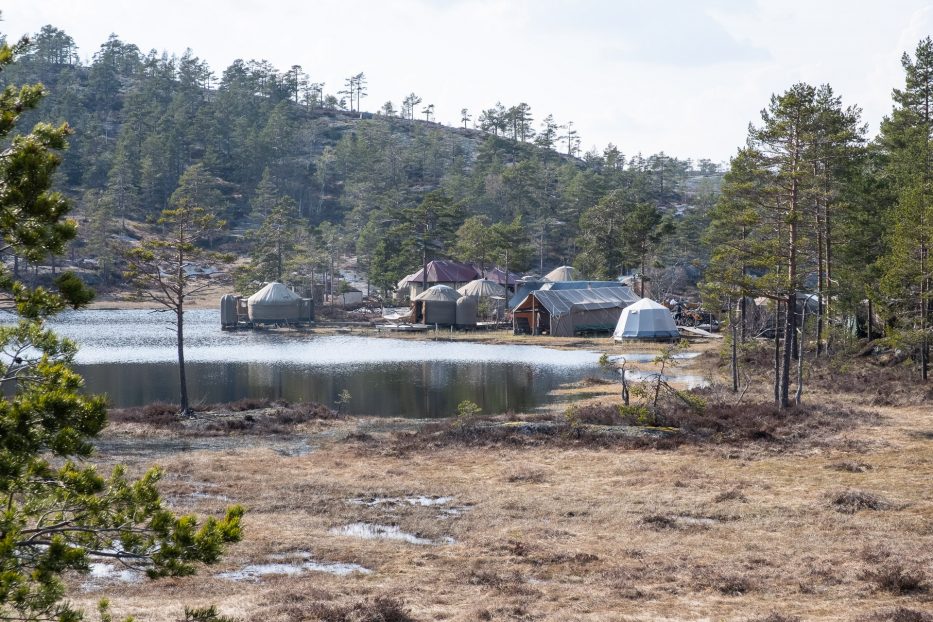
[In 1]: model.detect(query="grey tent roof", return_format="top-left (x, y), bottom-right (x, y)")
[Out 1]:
top-left (413, 284), bottom-right (461, 302)
top-left (247, 282), bottom-right (302, 305)
top-left (544, 265), bottom-right (580, 281)
top-left (458, 278), bottom-right (507, 298)
top-left (517, 286), bottom-right (639, 318)
top-left (509, 280), bottom-right (627, 309)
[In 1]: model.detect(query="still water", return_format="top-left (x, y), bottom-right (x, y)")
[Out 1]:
top-left (39, 310), bottom-right (604, 417)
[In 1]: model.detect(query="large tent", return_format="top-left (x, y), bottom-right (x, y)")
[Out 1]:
top-left (543, 265), bottom-right (580, 282)
top-left (508, 280), bottom-right (627, 309)
top-left (512, 286), bottom-right (640, 337)
top-left (412, 284), bottom-right (460, 325)
top-left (613, 298), bottom-right (679, 341)
top-left (247, 282), bottom-right (313, 324)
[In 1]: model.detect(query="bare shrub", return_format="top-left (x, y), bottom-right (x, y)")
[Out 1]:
top-left (747, 614), bottom-right (802, 622)
top-left (693, 569), bottom-right (754, 595)
top-left (864, 562), bottom-right (929, 595)
top-left (506, 469), bottom-right (547, 484)
top-left (714, 487), bottom-right (748, 503)
top-left (827, 461), bottom-right (873, 473)
top-left (831, 490), bottom-right (891, 514)
top-left (305, 596), bottom-right (415, 622)
top-left (867, 608), bottom-right (933, 622)
top-left (109, 402), bottom-right (179, 426)
top-left (641, 514), bottom-right (678, 530)
top-left (225, 397), bottom-right (273, 412)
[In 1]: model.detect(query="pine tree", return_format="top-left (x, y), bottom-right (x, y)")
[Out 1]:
top-left (879, 37), bottom-right (933, 379)
top-left (0, 29), bottom-right (242, 622)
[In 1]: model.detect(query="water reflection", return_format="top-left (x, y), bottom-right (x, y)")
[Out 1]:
top-left (48, 310), bottom-right (605, 418)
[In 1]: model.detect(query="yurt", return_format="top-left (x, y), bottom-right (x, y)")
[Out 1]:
top-left (247, 282), bottom-right (311, 324)
top-left (412, 285), bottom-right (460, 326)
top-left (613, 298), bottom-right (679, 342)
top-left (544, 265), bottom-right (580, 282)
top-left (455, 295), bottom-right (478, 328)
top-left (458, 278), bottom-right (506, 318)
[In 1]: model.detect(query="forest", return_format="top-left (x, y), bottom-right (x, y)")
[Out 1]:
top-left (0, 25), bottom-right (719, 299)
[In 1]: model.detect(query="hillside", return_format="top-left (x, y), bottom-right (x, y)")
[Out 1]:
top-left (2, 26), bottom-right (721, 298)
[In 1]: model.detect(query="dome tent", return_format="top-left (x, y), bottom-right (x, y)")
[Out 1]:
top-left (247, 282), bottom-right (312, 324)
top-left (544, 265), bottom-right (580, 282)
top-left (613, 298), bottom-right (679, 341)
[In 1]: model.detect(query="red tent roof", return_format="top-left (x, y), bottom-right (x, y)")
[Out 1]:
top-left (407, 260), bottom-right (480, 284)
top-left (484, 267), bottom-right (522, 286)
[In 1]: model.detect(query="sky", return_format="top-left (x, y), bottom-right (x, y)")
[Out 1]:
top-left (4, 1), bottom-right (933, 164)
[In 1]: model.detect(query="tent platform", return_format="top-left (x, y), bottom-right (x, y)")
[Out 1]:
top-left (375, 323), bottom-right (431, 333)
top-left (678, 326), bottom-right (722, 339)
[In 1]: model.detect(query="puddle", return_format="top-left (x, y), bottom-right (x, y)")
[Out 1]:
top-left (348, 495), bottom-right (453, 507)
top-left (621, 369), bottom-right (710, 389)
top-left (439, 505), bottom-right (473, 518)
top-left (218, 551), bottom-right (370, 581)
top-left (83, 563), bottom-right (142, 590)
top-left (331, 522), bottom-right (454, 545)
top-left (406, 496), bottom-right (453, 506)
top-left (348, 496), bottom-right (402, 507)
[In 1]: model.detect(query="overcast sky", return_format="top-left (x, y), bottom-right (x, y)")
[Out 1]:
top-left (4, 1), bottom-right (932, 164)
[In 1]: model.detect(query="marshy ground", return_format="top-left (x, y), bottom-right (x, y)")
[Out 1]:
top-left (78, 338), bottom-right (932, 621)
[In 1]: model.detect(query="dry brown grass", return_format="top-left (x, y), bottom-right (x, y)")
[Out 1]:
top-left (76, 339), bottom-right (933, 621)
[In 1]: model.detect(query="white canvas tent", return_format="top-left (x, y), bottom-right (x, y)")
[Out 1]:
top-left (247, 282), bottom-right (311, 324)
top-left (613, 298), bottom-right (679, 341)
top-left (543, 265), bottom-right (580, 282)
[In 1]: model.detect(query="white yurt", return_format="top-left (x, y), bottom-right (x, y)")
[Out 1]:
top-left (247, 282), bottom-right (305, 323)
top-left (457, 278), bottom-right (507, 299)
top-left (613, 298), bottom-right (680, 341)
top-left (544, 265), bottom-right (580, 282)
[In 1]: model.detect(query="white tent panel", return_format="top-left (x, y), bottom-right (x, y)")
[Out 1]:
top-left (613, 298), bottom-right (679, 341)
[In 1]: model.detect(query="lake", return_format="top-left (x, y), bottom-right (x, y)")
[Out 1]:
top-left (36, 310), bottom-right (607, 417)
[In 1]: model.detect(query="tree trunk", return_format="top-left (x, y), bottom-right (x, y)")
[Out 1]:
top-left (795, 299), bottom-right (809, 406)
top-left (774, 300), bottom-right (781, 405)
top-left (730, 297), bottom-right (738, 393)
top-left (816, 203), bottom-right (825, 357)
top-left (867, 298), bottom-right (873, 342)
top-left (780, 292), bottom-right (796, 408)
top-left (177, 304), bottom-right (189, 416)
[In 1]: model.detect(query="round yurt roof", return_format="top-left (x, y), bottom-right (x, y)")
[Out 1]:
top-left (544, 265), bottom-right (580, 282)
top-left (397, 272), bottom-right (418, 290)
top-left (414, 284), bottom-right (461, 302)
top-left (457, 278), bottom-right (507, 298)
top-left (248, 282), bottom-right (302, 305)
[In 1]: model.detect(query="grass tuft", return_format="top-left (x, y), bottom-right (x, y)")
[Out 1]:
top-left (831, 490), bottom-right (891, 514)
